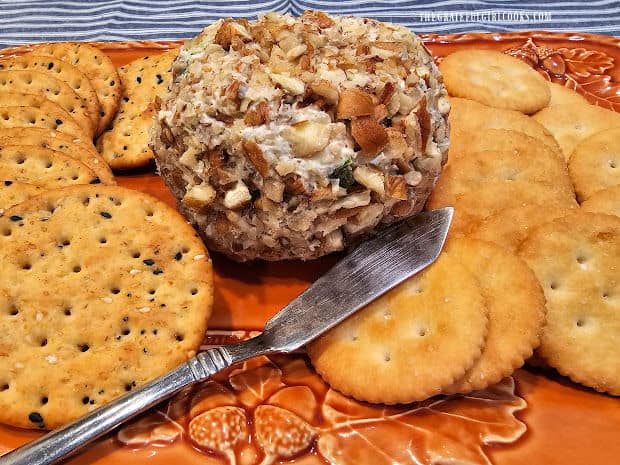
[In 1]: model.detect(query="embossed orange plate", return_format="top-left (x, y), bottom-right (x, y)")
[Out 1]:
top-left (0, 31), bottom-right (619, 465)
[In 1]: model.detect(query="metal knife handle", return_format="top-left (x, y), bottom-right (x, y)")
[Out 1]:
top-left (0, 338), bottom-right (266, 465)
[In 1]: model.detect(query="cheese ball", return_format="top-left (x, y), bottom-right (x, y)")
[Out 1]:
top-left (151, 11), bottom-right (449, 261)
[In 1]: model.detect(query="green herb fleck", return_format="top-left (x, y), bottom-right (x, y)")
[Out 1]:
top-left (330, 158), bottom-right (354, 189)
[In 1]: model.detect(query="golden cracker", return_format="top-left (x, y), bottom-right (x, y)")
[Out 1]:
top-left (568, 127), bottom-right (620, 201)
top-left (449, 98), bottom-right (560, 155)
top-left (0, 185), bottom-right (212, 428)
top-left (581, 185), bottom-right (620, 217)
top-left (0, 180), bottom-right (43, 213)
top-left (470, 205), bottom-right (574, 253)
top-left (28, 43), bottom-right (121, 134)
top-left (98, 50), bottom-right (178, 170)
top-left (0, 70), bottom-right (95, 138)
top-left (440, 50), bottom-right (550, 114)
top-left (0, 55), bottom-right (101, 135)
top-left (0, 106), bottom-right (85, 139)
top-left (427, 149), bottom-right (577, 234)
top-left (433, 181), bottom-right (577, 235)
top-left (532, 103), bottom-right (620, 161)
top-left (97, 102), bottom-right (156, 170)
top-left (547, 82), bottom-right (588, 106)
top-left (448, 129), bottom-right (564, 165)
top-left (443, 238), bottom-right (545, 394)
top-left (0, 128), bottom-right (114, 185)
top-left (307, 252), bottom-right (488, 404)
top-left (0, 145), bottom-right (98, 188)
top-left (518, 212), bottom-right (620, 395)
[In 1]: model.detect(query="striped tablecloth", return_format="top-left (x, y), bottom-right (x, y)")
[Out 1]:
top-left (0, 0), bottom-right (618, 48)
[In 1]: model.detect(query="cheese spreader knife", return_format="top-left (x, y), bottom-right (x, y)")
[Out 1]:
top-left (0, 207), bottom-right (453, 465)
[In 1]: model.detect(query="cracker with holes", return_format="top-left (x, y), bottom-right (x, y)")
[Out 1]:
top-left (569, 127), bottom-right (620, 201)
top-left (0, 127), bottom-right (114, 185)
top-left (0, 70), bottom-right (95, 138)
top-left (533, 103), bottom-right (620, 160)
top-left (547, 82), bottom-right (588, 107)
top-left (0, 56), bottom-right (102, 135)
top-left (98, 49), bottom-right (178, 170)
top-left (449, 98), bottom-right (560, 155)
top-left (518, 211), bottom-right (620, 395)
top-left (0, 180), bottom-right (43, 214)
top-left (470, 205), bottom-right (574, 253)
top-left (448, 129), bottom-right (563, 165)
top-left (0, 185), bottom-right (213, 428)
top-left (28, 42), bottom-right (121, 134)
top-left (440, 50), bottom-right (550, 114)
top-left (442, 238), bottom-right (546, 394)
top-left (426, 149), bottom-right (577, 234)
top-left (0, 145), bottom-right (99, 188)
top-left (581, 185), bottom-right (620, 217)
top-left (307, 252), bottom-right (488, 404)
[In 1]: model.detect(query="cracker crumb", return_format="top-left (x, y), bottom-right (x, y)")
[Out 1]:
top-left (101, 297), bottom-right (113, 304)
top-left (14, 362), bottom-right (24, 369)
top-left (36, 312), bottom-right (43, 321)
top-left (46, 355), bottom-right (58, 364)
top-left (137, 307), bottom-right (151, 313)
top-left (129, 269), bottom-right (142, 275)
top-left (193, 254), bottom-right (206, 261)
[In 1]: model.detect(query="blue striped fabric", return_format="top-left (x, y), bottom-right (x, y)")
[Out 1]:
top-left (0, 0), bottom-right (618, 48)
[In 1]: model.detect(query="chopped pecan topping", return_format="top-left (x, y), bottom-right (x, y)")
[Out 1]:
top-left (391, 200), bottom-right (415, 217)
top-left (415, 96), bottom-right (432, 150)
top-left (310, 186), bottom-right (335, 201)
top-left (225, 80), bottom-right (242, 103)
top-left (385, 175), bottom-right (408, 200)
top-left (283, 173), bottom-right (306, 195)
top-left (214, 112), bottom-right (234, 125)
top-left (336, 88), bottom-right (375, 120)
top-left (309, 80), bottom-right (339, 105)
top-left (282, 121), bottom-right (330, 157)
top-left (244, 101), bottom-right (270, 126)
top-left (215, 19), bottom-right (252, 50)
top-left (243, 140), bottom-right (269, 177)
top-left (353, 166), bottom-right (385, 195)
top-left (380, 82), bottom-right (395, 105)
top-left (351, 116), bottom-right (388, 156)
top-left (303, 10), bottom-right (335, 29)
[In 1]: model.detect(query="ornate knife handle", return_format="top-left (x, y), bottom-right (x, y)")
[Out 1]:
top-left (0, 336), bottom-right (267, 465)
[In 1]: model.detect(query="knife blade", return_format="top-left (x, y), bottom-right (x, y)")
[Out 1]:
top-left (0, 207), bottom-right (452, 465)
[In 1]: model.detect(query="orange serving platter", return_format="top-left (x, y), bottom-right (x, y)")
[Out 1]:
top-left (0, 31), bottom-right (620, 465)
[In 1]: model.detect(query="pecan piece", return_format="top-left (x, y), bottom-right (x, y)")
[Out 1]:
top-left (283, 174), bottom-right (306, 195)
top-left (336, 88), bottom-right (375, 120)
top-left (303, 10), bottom-right (334, 29)
top-left (244, 101), bottom-right (270, 126)
top-left (243, 140), bottom-right (269, 176)
top-left (385, 176), bottom-right (408, 200)
top-left (380, 82), bottom-right (395, 105)
top-left (351, 116), bottom-right (388, 156)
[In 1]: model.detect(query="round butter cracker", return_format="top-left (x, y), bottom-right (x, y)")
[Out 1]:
top-left (307, 252), bottom-right (488, 404)
top-left (0, 185), bottom-right (213, 428)
top-left (532, 103), bottom-right (620, 161)
top-left (440, 50), bottom-right (550, 114)
top-left (443, 238), bottom-right (546, 394)
top-left (581, 185), bottom-right (620, 217)
top-left (518, 212), bottom-right (620, 395)
top-left (569, 127), bottom-right (620, 201)
top-left (449, 98), bottom-right (560, 155)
